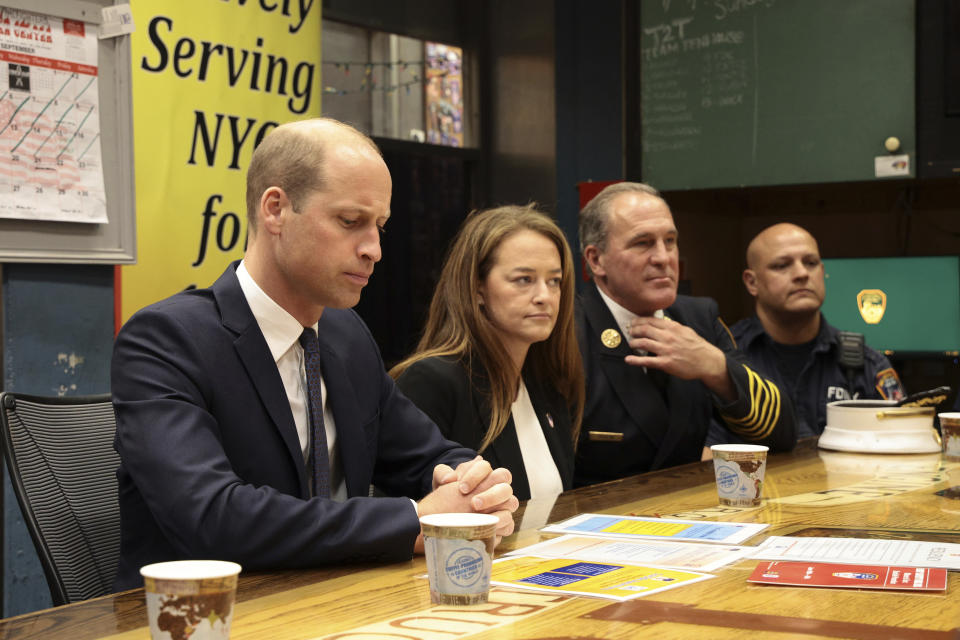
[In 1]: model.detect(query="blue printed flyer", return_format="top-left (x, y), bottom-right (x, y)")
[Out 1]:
top-left (542, 514), bottom-right (768, 545)
top-left (491, 556), bottom-right (714, 601)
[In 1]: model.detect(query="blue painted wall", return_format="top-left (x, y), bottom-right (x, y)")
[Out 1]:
top-left (2, 264), bottom-right (114, 616)
top-left (555, 0), bottom-right (624, 272)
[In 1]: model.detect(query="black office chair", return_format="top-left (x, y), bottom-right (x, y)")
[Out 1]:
top-left (0, 392), bottom-right (121, 605)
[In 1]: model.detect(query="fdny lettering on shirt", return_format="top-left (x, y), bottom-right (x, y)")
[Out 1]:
top-left (826, 387), bottom-right (859, 402)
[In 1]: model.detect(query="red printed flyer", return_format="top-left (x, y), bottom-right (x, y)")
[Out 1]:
top-left (748, 561), bottom-right (947, 591)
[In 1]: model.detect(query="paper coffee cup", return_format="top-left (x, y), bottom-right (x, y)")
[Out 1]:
top-left (140, 560), bottom-right (242, 640)
top-left (420, 513), bottom-right (497, 605)
top-left (938, 413), bottom-right (960, 461)
top-left (710, 444), bottom-right (769, 507)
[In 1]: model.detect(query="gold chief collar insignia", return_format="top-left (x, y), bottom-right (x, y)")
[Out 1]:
top-left (857, 289), bottom-right (887, 324)
top-left (601, 328), bottom-right (622, 349)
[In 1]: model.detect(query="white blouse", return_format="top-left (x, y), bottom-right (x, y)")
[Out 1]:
top-left (512, 380), bottom-right (563, 499)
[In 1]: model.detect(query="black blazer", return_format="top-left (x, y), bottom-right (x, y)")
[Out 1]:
top-left (395, 355), bottom-right (575, 501)
top-left (111, 263), bottom-right (475, 589)
top-left (575, 282), bottom-right (795, 486)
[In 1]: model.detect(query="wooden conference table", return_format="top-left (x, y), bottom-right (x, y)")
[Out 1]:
top-left (2, 439), bottom-right (960, 639)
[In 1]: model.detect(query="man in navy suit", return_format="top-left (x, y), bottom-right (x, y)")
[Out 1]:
top-left (111, 118), bottom-right (518, 590)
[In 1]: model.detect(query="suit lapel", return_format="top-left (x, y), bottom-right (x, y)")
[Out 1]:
top-left (581, 284), bottom-right (670, 445)
top-left (466, 369), bottom-right (532, 500)
top-left (649, 305), bottom-right (706, 469)
top-left (485, 417), bottom-right (531, 501)
top-left (213, 262), bottom-right (309, 496)
top-left (651, 375), bottom-right (700, 469)
top-left (315, 324), bottom-right (372, 498)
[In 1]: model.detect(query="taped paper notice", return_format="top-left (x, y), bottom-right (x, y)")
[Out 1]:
top-left (99, 4), bottom-right (134, 39)
top-left (875, 154), bottom-right (910, 178)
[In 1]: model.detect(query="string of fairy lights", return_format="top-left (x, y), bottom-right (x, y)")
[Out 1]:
top-left (322, 59), bottom-right (455, 95)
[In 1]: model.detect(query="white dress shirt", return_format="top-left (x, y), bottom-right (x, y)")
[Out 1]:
top-left (235, 261), bottom-right (347, 501)
top-left (597, 287), bottom-right (664, 366)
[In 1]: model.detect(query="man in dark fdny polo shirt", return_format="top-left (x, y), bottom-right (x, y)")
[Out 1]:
top-left (709, 223), bottom-right (904, 445)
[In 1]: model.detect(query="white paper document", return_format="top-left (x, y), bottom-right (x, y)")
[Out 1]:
top-left (542, 513), bottom-right (768, 546)
top-left (874, 154), bottom-right (910, 178)
top-left (506, 534), bottom-right (755, 572)
top-left (750, 536), bottom-right (960, 570)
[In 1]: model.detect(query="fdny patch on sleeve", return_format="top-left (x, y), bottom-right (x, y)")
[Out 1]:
top-left (875, 367), bottom-right (905, 401)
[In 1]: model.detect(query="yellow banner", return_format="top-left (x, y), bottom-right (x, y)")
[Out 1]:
top-left (121, 0), bottom-right (321, 322)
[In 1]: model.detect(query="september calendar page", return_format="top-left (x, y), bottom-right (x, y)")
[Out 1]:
top-left (0, 5), bottom-right (106, 223)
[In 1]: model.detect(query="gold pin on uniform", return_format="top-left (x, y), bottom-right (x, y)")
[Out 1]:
top-left (601, 328), bottom-right (621, 349)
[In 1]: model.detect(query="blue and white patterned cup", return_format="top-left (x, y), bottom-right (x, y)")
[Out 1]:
top-left (420, 513), bottom-right (498, 605)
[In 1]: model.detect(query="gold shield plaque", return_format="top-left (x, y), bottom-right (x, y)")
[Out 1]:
top-left (857, 289), bottom-right (887, 324)
top-left (600, 328), bottom-right (622, 349)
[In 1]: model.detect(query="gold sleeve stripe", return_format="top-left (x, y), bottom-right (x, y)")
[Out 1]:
top-left (749, 368), bottom-right (779, 438)
top-left (745, 367), bottom-right (779, 438)
top-left (729, 369), bottom-right (762, 429)
top-left (722, 365), bottom-right (781, 440)
top-left (729, 367), bottom-right (765, 430)
top-left (752, 369), bottom-right (779, 434)
top-left (759, 378), bottom-right (780, 437)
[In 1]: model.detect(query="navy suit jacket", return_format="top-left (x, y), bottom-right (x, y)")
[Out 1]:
top-left (111, 263), bottom-right (475, 589)
top-left (395, 356), bottom-right (575, 501)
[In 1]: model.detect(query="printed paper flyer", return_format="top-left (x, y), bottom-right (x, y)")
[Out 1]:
top-left (543, 514), bottom-right (767, 545)
top-left (751, 536), bottom-right (960, 570)
top-left (748, 561), bottom-right (947, 591)
top-left (506, 534), bottom-right (754, 572)
top-left (491, 556), bottom-right (713, 601)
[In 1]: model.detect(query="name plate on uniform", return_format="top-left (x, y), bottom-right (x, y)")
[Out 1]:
top-left (588, 431), bottom-right (624, 442)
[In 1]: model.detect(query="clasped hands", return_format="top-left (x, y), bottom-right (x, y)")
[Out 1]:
top-left (415, 455), bottom-right (518, 554)
top-left (624, 316), bottom-right (735, 402)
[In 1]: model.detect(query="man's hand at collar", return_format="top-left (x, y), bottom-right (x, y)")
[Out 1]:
top-left (625, 316), bottom-right (736, 402)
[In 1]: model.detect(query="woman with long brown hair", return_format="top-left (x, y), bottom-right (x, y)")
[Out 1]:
top-left (391, 204), bottom-right (584, 501)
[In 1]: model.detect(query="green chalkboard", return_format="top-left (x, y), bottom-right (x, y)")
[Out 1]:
top-left (640, 0), bottom-right (915, 190)
top-left (821, 256), bottom-right (960, 354)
